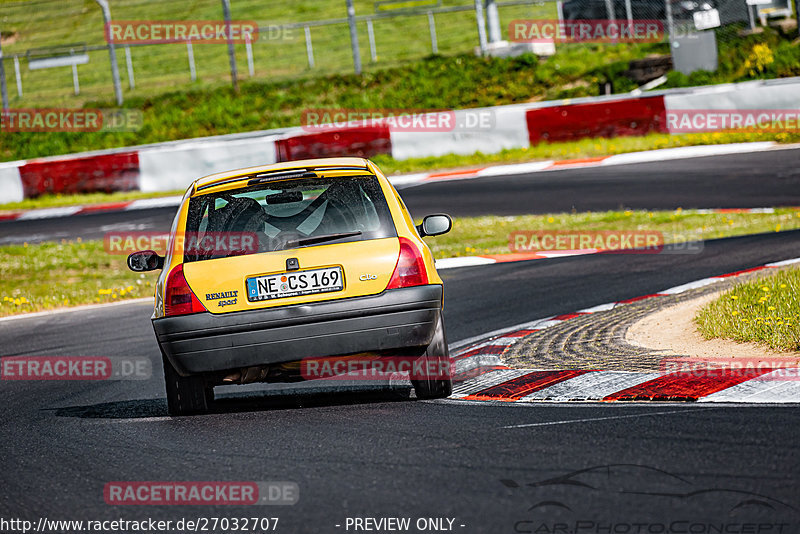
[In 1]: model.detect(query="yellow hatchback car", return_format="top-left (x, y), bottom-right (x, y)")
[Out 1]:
top-left (128, 157), bottom-right (453, 415)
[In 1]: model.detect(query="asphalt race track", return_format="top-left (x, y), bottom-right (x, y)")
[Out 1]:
top-left (2, 149), bottom-right (800, 532)
top-left (401, 147), bottom-right (800, 217)
top-left (2, 147), bottom-right (800, 244)
top-left (2, 227), bottom-right (800, 532)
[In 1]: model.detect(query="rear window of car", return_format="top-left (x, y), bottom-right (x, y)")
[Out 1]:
top-left (183, 175), bottom-right (397, 262)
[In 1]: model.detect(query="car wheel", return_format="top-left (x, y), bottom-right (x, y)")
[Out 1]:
top-left (162, 352), bottom-right (214, 416)
top-left (411, 317), bottom-right (453, 400)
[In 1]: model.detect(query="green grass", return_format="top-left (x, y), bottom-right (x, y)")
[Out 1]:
top-left (3, 208), bottom-right (799, 316)
top-left (695, 267), bottom-right (800, 352)
top-left (5, 128), bottom-right (800, 210)
top-left (422, 208), bottom-right (800, 258)
top-left (0, 240), bottom-right (158, 317)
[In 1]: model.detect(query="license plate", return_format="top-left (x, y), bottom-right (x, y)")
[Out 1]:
top-left (246, 267), bottom-right (344, 302)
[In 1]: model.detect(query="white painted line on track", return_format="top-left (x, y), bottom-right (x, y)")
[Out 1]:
top-left (388, 173), bottom-right (428, 187)
top-left (0, 298), bottom-right (153, 323)
top-left (599, 142), bottom-right (775, 167)
top-left (125, 196), bottom-right (183, 210)
top-left (538, 249), bottom-right (599, 258)
top-left (435, 256), bottom-right (496, 269)
top-left (767, 257), bottom-right (800, 267)
top-left (500, 407), bottom-right (717, 428)
top-left (476, 161), bottom-right (554, 177)
top-left (17, 206), bottom-right (82, 220)
top-left (577, 302), bottom-right (617, 313)
top-left (657, 277), bottom-right (721, 295)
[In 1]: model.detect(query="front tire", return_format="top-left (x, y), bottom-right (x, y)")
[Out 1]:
top-left (411, 317), bottom-right (453, 400)
top-left (162, 353), bottom-right (214, 416)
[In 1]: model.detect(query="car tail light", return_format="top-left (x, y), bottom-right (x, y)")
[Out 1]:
top-left (387, 237), bottom-right (429, 289)
top-left (164, 264), bottom-right (207, 316)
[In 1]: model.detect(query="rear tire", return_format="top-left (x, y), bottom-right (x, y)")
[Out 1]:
top-left (162, 353), bottom-right (214, 416)
top-left (411, 317), bottom-right (453, 400)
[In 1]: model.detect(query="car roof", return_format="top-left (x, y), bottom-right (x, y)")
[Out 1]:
top-left (193, 157), bottom-right (373, 192)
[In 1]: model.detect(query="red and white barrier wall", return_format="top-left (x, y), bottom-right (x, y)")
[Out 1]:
top-left (138, 136), bottom-right (279, 192)
top-left (1, 77), bottom-right (797, 205)
top-left (389, 104), bottom-right (532, 159)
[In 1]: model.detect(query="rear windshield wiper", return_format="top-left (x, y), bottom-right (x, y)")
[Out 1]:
top-left (292, 231), bottom-right (362, 247)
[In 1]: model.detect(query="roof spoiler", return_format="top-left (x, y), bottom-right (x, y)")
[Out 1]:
top-left (196, 164), bottom-right (370, 191)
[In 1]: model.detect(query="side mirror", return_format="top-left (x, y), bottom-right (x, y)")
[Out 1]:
top-left (417, 214), bottom-right (452, 237)
top-left (127, 250), bottom-right (164, 272)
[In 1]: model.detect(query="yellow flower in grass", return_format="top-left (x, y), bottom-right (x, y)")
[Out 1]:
top-left (729, 295), bottom-right (738, 300)
top-left (780, 284), bottom-right (787, 289)
top-left (760, 286), bottom-right (770, 292)
top-left (731, 311), bottom-right (739, 316)
top-left (768, 306), bottom-right (776, 310)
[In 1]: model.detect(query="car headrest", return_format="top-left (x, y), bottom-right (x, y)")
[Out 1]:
top-left (220, 197), bottom-right (267, 233)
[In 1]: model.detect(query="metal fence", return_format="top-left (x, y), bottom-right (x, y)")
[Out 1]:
top-left (0, 0), bottom-right (791, 108)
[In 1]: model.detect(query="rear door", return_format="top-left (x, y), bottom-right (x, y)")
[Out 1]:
top-left (180, 174), bottom-right (400, 314)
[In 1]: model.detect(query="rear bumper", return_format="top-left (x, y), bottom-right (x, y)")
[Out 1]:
top-left (153, 285), bottom-right (442, 375)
